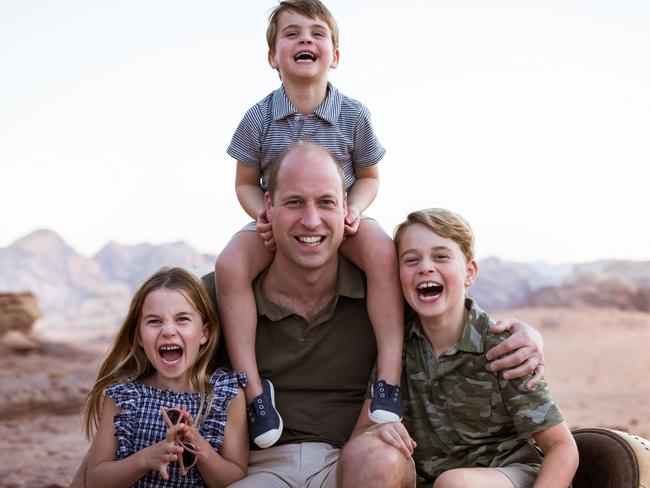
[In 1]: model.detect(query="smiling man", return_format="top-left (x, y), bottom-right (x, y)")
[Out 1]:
top-left (224, 140), bottom-right (414, 487)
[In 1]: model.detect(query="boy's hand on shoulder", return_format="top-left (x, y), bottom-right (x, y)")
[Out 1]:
top-left (344, 207), bottom-right (360, 237)
top-left (256, 208), bottom-right (276, 252)
top-left (486, 317), bottom-right (545, 390)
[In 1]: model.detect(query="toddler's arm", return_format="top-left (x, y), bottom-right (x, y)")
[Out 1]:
top-left (235, 162), bottom-right (265, 220)
top-left (185, 388), bottom-right (248, 487)
top-left (86, 397), bottom-right (184, 488)
top-left (236, 162), bottom-right (275, 250)
top-left (532, 421), bottom-right (579, 488)
top-left (345, 165), bottom-right (379, 236)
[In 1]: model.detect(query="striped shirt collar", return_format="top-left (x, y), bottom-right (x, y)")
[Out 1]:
top-left (271, 82), bottom-right (341, 125)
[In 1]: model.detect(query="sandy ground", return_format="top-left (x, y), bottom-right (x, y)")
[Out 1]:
top-left (1, 306), bottom-right (649, 487)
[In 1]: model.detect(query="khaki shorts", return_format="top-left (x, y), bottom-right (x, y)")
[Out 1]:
top-left (228, 442), bottom-right (339, 488)
top-left (493, 443), bottom-right (543, 488)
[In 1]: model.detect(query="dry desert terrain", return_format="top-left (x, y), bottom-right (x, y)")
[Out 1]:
top-left (1, 306), bottom-right (649, 488)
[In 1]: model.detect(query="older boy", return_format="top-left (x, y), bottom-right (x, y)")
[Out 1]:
top-left (216, 0), bottom-right (405, 449)
top-left (390, 209), bottom-right (578, 487)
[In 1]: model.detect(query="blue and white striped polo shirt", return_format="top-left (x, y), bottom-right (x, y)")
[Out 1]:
top-left (227, 82), bottom-right (385, 191)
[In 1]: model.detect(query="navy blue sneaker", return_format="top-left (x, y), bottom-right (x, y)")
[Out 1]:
top-left (247, 379), bottom-right (283, 448)
top-left (369, 379), bottom-right (403, 423)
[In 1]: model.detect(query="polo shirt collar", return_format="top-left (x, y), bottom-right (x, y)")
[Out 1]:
top-left (272, 83), bottom-right (341, 124)
top-left (405, 298), bottom-right (490, 355)
top-left (253, 255), bottom-right (365, 321)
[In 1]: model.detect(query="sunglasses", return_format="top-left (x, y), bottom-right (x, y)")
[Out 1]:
top-left (160, 406), bottom-right (205, 475)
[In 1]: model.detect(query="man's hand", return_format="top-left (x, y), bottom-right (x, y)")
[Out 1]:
top-left (363, 422), bottom-right (416, 459)
top-left (344, 207), bottom-right (361, 237)
top-left (256, 208), bottom-right (275, 252)
top-left (486, 317), bottom-right (545, 390)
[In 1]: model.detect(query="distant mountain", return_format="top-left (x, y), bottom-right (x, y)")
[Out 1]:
top-left (469, 257), bottom-right (572, 310)
top-left (0, 230), bottom-right (215, 330)
top-left (524, 260), bottom-right (650, 312)
top-left (94, 240), bottom-right (215, 289)
top-left (1, 230), bottom-right (648, 332)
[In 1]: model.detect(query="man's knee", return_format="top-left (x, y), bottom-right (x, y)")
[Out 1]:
top-left (339, 434), bottom-right (414, 486)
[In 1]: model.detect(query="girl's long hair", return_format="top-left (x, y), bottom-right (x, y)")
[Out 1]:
top-left (82, 267), bottom-right (220, 440)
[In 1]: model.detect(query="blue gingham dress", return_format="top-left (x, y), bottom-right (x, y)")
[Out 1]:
top-left (106, 370), bottom-right (246, 488)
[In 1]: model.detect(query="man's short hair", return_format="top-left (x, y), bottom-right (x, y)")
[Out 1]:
top-left (267, 140), bottom-right (345, 201)
top-left (394, 208), bottom-right (476, 263)
top-left (266, 0), bottom-right (339, 53)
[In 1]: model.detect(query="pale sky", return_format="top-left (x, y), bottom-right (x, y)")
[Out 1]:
top-left (2, 0), bottom-right (649, 263)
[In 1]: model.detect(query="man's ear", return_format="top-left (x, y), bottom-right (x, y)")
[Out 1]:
top-left (264, 191), bottom-right (273, 220)
top-left (465, 260), bottom-right (479, 287)
top-left (342, 192), bottom-right (348, 214)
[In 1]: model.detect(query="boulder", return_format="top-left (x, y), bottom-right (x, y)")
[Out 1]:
top-left (0, 292), bottom-right (41, 336)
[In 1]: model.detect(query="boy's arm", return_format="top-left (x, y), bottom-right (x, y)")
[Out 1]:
top-left (235, 162), bottom-right (265, 220)
top-left (347, 399), bottom-right (416, 458)
top-left (345, 165), bottom-right (379, 235)
top-left (532, 421), bottom-right (579, 488)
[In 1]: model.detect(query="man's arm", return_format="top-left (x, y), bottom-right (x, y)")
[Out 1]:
top-left (487, 317), bottom-right (544, 390)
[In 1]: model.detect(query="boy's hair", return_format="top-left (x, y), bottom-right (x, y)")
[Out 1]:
top-left (266, 140), bottom-right (345, 201)
top-left (82, 267), bottom-right (220, 440)
top-left (394, 208), bottom-right (476, 263)
top-left (266, 0), bottom-right (339, 52)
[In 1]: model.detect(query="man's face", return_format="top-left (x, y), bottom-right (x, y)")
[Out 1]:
top-left (266, 148), bottom-right (346, 271)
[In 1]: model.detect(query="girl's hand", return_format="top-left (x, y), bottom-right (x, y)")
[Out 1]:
top-left (146, 423), bottom-right (186, 480)
top-left (256, 208), bottom-right (276, 252)
top-left (344, 207), bottom-right (360, 237)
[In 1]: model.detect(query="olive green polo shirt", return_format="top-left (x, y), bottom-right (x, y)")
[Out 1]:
top-left (252, 256), bottom-right (377, 449)
top-left (403, 298), bottom-right (563, 480)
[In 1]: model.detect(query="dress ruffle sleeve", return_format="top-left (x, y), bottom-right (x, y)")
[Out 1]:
top-left (105, 382), bottom-right (140, 460)
top-left (201, 370), bottom-right (247, 452)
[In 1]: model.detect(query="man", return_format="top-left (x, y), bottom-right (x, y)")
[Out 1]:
top-left (70, 141), bottom-right (543, 487)
top-left (211, 141), bottom-right (544, 487)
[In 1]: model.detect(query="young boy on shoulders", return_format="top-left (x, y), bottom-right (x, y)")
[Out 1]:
top-left (394, 209), bottom-right (578, 488)
top-left (216, 0), bottom-right (404, 449)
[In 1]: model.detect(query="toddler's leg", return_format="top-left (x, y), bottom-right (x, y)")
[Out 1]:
top-left (432, 468), bottom-right (516, 488)
top-left (215, 230), bottom-right (271, 400)
top-left (215, 230), bottom-right (282, 448)
top-left (341, 219), bottom-right (404, 422)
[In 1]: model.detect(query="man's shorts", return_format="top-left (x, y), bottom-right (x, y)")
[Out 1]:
top-left (227, 442), bottom-right (339, 488)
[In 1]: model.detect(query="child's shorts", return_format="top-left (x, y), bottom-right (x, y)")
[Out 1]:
top-left (493, 443), bottom-right (546, 488)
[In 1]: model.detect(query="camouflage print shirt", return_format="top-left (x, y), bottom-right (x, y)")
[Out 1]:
top-left (402, 298), bottom-right (564, 481)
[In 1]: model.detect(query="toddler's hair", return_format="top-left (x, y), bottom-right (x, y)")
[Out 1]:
top-left (394, 208), bottom-right (475, 263)
top-left (82, 267), bottom-right (220, 440)
top-left (266, 0), bottom-right (339, 52)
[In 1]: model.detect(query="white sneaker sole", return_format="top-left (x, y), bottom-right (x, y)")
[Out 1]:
top-left (368, 408), bottom-right (402, 424)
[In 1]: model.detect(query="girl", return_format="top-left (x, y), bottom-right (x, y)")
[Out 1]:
top-left (82, 267), bottom-right (248, 488)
